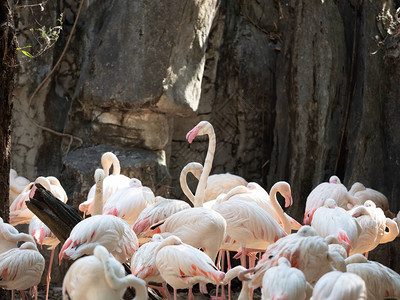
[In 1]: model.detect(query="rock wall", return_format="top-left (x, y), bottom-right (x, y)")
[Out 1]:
top-left (10, 0), bottom-right (400, 276)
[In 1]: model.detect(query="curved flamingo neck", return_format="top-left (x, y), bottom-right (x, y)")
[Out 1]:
top-left (101, 153), bottom-right (121, 176)
top-left (381, 218), bottom-right (399, 244)
top-left (1, 226), bottom-right (34, 244)
top-left (269, 183), bottom-right (291, 234)
top-left (194, 124), bottom-right (215, 207)
top-left (180, 163), bottom-right (203, 205)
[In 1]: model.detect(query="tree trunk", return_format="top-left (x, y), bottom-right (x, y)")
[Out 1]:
top-left (0, 2), bottom-right (17, 298)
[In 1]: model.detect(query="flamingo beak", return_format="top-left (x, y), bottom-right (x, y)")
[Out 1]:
top-left (186, 126), bottom-right (200, 144)
top-left (303, 208), bottom-right (316, 225)
top-left (284, 194), bottom-right (293, 208)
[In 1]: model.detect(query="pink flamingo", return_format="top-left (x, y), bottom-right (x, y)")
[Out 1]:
top-left (239, 226), bottom-right (346, 288)
top-left (103, 178), bottom-right (155, 226)
top-left (79, 152), bottom-right (131, 216)
top-left (346, 254), bottom-right (400, 299)
top-left (261, 257), bottom-right (312, 300)
top-left (133, 196), bottom-right (191, 244)
top-left (9, 169), bottom-right (30, 204)
top-left (155, 235), bottom-right (225, 300)
top-left (63, 245), bottom-right (147, 300)
top-left (348, 200), bottom-right (399, 256)
top-left (0, 242), bottom-right (45, 300)
top-left (349, 182), bottom-right (395, 218)
top-left (311, 198), bottom-right (362, 256)
top-left (10, 176), bottom-right (68, 226)
top-left (130, 234), bottom-right (170, 299)
top-left (29, 216), bottom-right (59, 300)
top-left (304, 175), bottom-right (359, 225)
top-left (0, 217), bottom-right (35, 254)
top-left (59, 169), bottom-right (139, 263)
top-left (311, 271), bottom-right (366, 300)
top-left (150, 121), bottom-right (227, 264)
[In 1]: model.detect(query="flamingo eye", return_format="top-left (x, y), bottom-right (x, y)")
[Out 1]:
top-left (268, 255), bottom-right (274, 259)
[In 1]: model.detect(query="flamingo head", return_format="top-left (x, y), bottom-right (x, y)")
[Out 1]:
top-left (303, 208), bottom-right (317, 225)
top-left (329, 175), bottom-right (341, 184)
top-left (186, 121), bottom-right (212, 144)
top-left (186, 126), bottom-right (200, 144)
top-left (129, 178), bottom-right (142, 188)
top-left (337, 231), bottom-right (352, 257)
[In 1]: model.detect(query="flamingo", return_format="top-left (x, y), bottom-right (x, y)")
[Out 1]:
top-left (348, 200), bottom-right (399, 256)
top-left (79, 152), bottom-right (131, 216)
top-left (246, 182), bottom-right (301, 231)
top-left (311, 198), bottom-right (362, 256)
top-left (150, 121), bottom-right (227, 264)
top-left (239, 226), bottom-right (346, 288)
top-left (130, 234), bottom-right (171, 298)
top-left (9, 169), bottom-right (30, 204)
top-left (345, 254), bottom-right (400, 299)
top-left (349, 182), bottom-right (395, 218)
top-left (29, 216), bottom-right (60, 300)
top-left (154, 235), bottom-right (225, 300)
top-left (59, 169), bottom-right (139, 263)
top-left (21, 176), bottom-right (69, 300)
top-left (9, 182), bottom-right (35, 226)
top-left (63, 245), bottom-right (148, 300)
top-left (304, 175), bottom-right (359, 225)
top-left (0, 242), bottom-right (45, 300)
top-left (212, 188), bottom-right (288, 267)
top-left (310, 271), bottom-right (367, 300)
top-left (133, 196), bottom-right (191, 244)
top-left (261, 257), bottom-right (312, 300)
top-left (10, 176), bottom-right (68, 226)
top-left (0, 217), bottom-right (35, 254)
top-left (103, 178), bottom-right (156, 226)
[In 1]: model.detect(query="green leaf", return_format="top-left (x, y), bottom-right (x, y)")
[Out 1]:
top-left (22, 50), bottom-right (33, 58)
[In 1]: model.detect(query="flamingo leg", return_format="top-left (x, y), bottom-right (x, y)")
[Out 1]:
top-left (46, 248), bottom-right (55, 300)
top-left (19, 290), bottom-right (27, 300)
top-left (248, 255), bottom-right (256, 299)
top-left (12, 290), bottom-right (14, 300)
top-left (34, 286), bottom-right (38, 300)
top-left (188, 287), bottom-right (194, 300)
top-left (226, 251), bottom-right (232, 300)
top-left (174, 288), bottom-right (177, 300)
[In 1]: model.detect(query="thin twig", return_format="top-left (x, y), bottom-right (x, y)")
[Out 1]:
top-left (26, 0), bottom-right (85, 149)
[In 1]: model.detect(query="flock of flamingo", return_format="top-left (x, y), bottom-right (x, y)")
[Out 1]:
top-left (3, 120), bottom-right (400, 300)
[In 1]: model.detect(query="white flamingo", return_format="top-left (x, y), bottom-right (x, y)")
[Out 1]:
top-left (349, 182), bottom-right (395, 217)
top-left (155, 235), bottom-right (225, 300)
top-left (348, 200), bottom-right (399, 256)
top-left (311, 198), bottom-right (362, 256)
top-left (79, 152), bottom-right (131, 216)
top-left (103, 178), bottom-right (155, 226)
top-left (346, 254), bottom-right (400, 299)
top-left (130, 234), bottom-right (170, 298)
top-left (59, 169), bottom-right (138, 263)
top-left (304, 175), bottom-right (359, 225)
top-left (310, 271), bottom-right (367, 300)
top-left (63, 245), bottom-right (148, 300)
top-left (9, 169), bottom-right (30, 204)
top-left (0, 242), bottom-right (45, 300)
top-left (150, 121), bottom-right (227, 264)
top-left (239, 226), bottom-right (346, 288)
top-left (261, 257), bottom-right (312, 300)
top-left (0, 217), bottom-right (35, 254)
